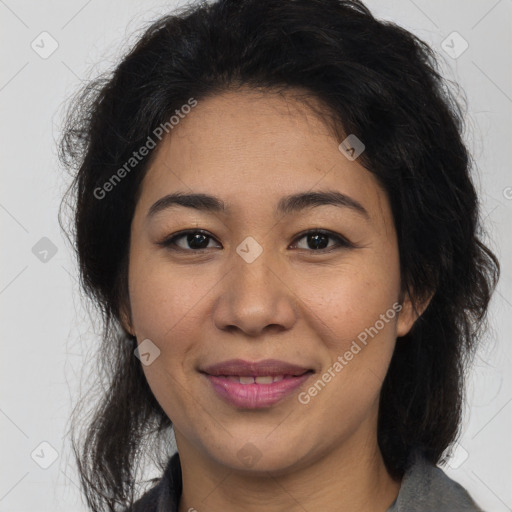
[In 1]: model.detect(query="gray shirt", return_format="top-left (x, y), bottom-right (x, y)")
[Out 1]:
top-left (128, 450), bottom-right (483, 511)
top-left (386, 451), bottom-right (483, 512)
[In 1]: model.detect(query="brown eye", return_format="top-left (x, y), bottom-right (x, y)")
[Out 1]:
top-left (158, 230), bottom-right (221, 251)
top-left (291, 230), bottom-right (354, 252)
top-left (158, 228), bottom-right (354, 253)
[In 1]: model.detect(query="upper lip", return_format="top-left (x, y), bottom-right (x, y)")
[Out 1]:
top-left (200, 359), bottom-right (313, 377)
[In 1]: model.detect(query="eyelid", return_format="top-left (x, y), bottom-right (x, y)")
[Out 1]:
top-left (157, 229), bottom-right (220, 251)
top-left (157, 228), bottom-right (355, 252)
top-left (290, 229), bottom-right (355, 250)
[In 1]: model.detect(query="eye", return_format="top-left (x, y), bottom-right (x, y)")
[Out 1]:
top-left (158, 230), bottom-right (221, 252)
top-left (290, 229), bottom-right (354, 252)
top-left (157, 229), bottom-right (354, 253)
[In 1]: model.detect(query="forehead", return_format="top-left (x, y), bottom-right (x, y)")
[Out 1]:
top-left (136, 88), bottom-right (390, 224)
top-left (167, 88), bottom-right (339, 160)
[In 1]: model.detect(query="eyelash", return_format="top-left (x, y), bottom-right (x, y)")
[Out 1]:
top-left (157, 229), bottom-right (354, 253)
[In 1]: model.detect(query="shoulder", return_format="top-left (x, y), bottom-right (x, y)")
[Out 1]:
top-left (123, 452), bottom-right (182, 512)
top-left (126, 482), bottom-right (163, 512)
top-left (387, 451), bottom-right (484, 512)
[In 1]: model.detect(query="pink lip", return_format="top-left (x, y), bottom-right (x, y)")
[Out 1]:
top-left (204, 373), bottom-right (312, 408)
top-left (200, 359), bottom-right (314, 409)
top-left (201, 358), bottom-right (312, 377)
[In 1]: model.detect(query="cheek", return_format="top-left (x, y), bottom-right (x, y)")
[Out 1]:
top-left (127, 256), bottom-right (210, 424)
top-left (297, 249), bottom-right (401, 344)
top-left (127, 247), bottom-right (211, 344)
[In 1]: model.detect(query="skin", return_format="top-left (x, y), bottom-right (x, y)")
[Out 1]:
top-left (121, 88), bottom-right (424, 512)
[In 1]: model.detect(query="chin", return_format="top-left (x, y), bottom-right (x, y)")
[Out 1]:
top-left (201, 432), bottom-right (318, 475)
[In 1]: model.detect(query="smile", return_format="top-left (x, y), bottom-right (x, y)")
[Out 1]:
top-left (203, 373), bottom-right (313, 408)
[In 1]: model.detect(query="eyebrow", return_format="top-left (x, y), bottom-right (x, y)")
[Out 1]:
top-left (146, 190), bottom-right (369, 219)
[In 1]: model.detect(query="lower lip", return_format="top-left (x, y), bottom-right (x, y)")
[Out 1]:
top-left (203, 373), bottom-right (313, 409)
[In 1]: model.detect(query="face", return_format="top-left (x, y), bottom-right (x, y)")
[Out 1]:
top-left (122, 88), bottom-right (418, 474)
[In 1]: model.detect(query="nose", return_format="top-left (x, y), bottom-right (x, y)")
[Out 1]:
top-left (212, 249), bottom-right (298, 337)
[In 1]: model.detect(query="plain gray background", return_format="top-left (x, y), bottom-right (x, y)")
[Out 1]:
top-left (1, 0), bottom-right (511, 510)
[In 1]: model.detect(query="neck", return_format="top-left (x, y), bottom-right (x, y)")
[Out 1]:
top-left (176, 431), bottom-right (401, 512)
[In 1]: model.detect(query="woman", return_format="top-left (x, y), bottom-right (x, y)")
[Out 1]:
top-left (59, 0), bottom-right (499, 510)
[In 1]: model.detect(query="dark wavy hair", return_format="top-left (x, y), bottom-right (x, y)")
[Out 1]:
top-left (58, 0), bottom-right (500, 510)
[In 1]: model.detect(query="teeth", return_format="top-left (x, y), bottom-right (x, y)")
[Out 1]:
top-left (221, 375), bottom-right (289, 384)
top-left (255, 376), bottom-right (273, 384)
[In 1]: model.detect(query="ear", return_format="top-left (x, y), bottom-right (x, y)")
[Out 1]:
top-left (396, 289), bottom-right (433, 337)
top-left (119, 299), bottom-right (135, 337)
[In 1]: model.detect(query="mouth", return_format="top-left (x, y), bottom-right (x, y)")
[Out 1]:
top-left (200, 359), bottom-right (315, 409)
